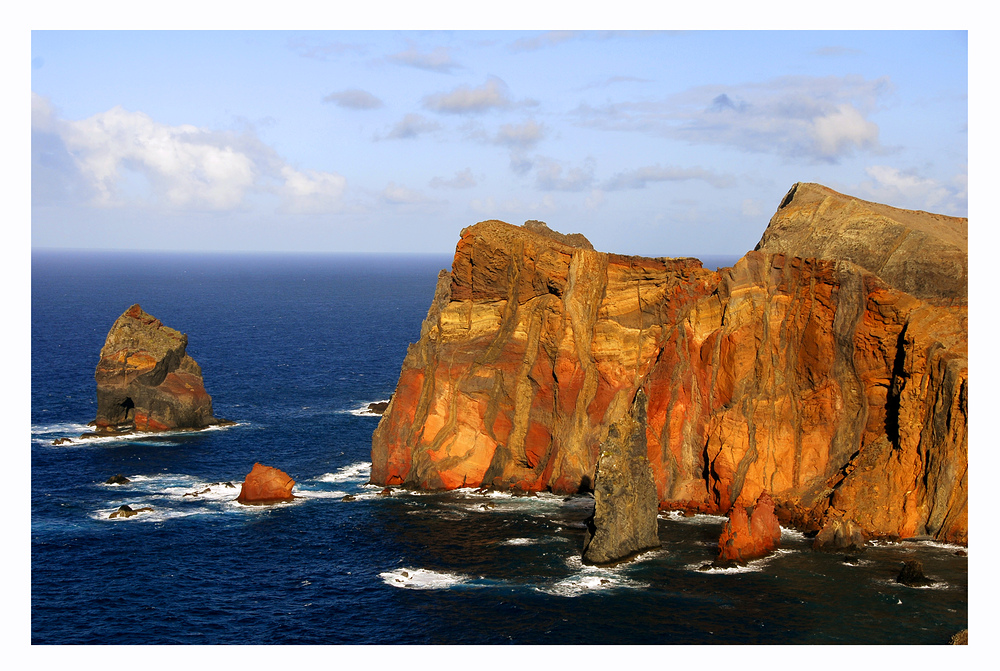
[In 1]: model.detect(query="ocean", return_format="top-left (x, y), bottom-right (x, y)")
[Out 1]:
top-left (30, 250), bottom-right (968, 645)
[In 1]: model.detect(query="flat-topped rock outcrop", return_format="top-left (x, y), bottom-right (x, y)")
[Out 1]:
top-left (371, 186), bottom-right (968, 548)
top-left (90, 304), bottom-right (227, 434)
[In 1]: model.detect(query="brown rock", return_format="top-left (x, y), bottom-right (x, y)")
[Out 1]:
top-left (582, 389), bottom-right (661, 565)
top-left (92, 304), bottom-right (227, 434)
top-left (717, 492), bottom-right (782, 564)
top-left (949, 629), bottom-right (968, 645)
top-left (370, 185), bottom-right (968, 547)
top-left (109, 504), bottom-right (153, 519)
top-left (235, 463), bottom-right (295, 505)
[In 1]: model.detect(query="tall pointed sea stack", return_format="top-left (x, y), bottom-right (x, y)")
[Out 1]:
top-left (91, 304), bottom-right (225, 434)
top-left (371, 184), bottom-right (968, 548)
top-left (582, 389), bottom-right (661, 565)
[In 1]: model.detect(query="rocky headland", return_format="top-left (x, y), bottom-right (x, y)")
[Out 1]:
top-left (370, 183), bottom-right (968, 550)
top-left (87, 304), bottom-right (229, 436)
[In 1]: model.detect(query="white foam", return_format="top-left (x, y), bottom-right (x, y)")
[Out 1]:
top-left (345, 400), bottom-right (391, 417)
top-left (503, 538), bottom-right (539, 546)
top-left (379, 567), bottom-right (466, 589)
top-left (295, 489), bottom-right (348, 499)
top-left (537, 561), bottom-right (651, 597)
top-left (685, 547), bottom-right (797, 574)
top-left (318, 462), bottom-right (372, 483)
top-left (661, 511), bottom-right (729, 525)
top-left (32, 422), bottom-right (93, 435)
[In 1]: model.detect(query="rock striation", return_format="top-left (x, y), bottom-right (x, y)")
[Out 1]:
top-left (236, 463), bottom-right (296, 505)
top-left (716, 492), bottom-right (782, 564)
top-left (582, 389), bottom-right (661, 565)
top-left (371, 185), bottom-right (968, 548)
top-left (91, 304), bottom-right (227, 434)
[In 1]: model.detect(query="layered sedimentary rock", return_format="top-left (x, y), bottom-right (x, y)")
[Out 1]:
top-left (92, 304), bottom-right (225, 434)
top-left (582, 389), bottom-right (661, 565)
top-left (236, 463), bottom-right (296, 504)
top-left (716, 492), bottom-right (782, 564)
top-left (371, 184), bottom-right (968, 547)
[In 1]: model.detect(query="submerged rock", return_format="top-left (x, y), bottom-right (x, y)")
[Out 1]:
top-left (92, 304), bottom-right (229, 435)
top-left (716, 492), bottom-right (782, 564)
top-left (582, 389), bottom-right (660, 566)
top-left (235, 463), bottom-right (295, 505)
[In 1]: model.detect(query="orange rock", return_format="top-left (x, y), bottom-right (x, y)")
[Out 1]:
top-left (236, 463), bottom-right (295, 504)
top-left (371, 188), bottom-right (968, 547)
top-left (717, 492), bottom-right (782, 563)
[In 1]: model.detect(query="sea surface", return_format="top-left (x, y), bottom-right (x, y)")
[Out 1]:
top-left (30, 250), bottom-right (968, 645)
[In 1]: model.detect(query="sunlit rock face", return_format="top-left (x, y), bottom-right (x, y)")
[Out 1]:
top-left (371, 184), bottom-right (967, 546)
top-left (93, 304), bottom-right (223, 433)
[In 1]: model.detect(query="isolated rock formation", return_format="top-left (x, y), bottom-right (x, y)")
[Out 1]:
top-left (716, 492), bottom-right (782, 564)
top-left (582, 389), bottom-right (661, 565)
top-left (109, 504), bottom-right (154, 519)
top-left (235, 463), bottom-right (296, 505)
top-left (92, 304), bottom-right (225, 434)
top-left (896, 559), bottom-right (935, 586)
top-left (371, 184), bottom-right (968, 547)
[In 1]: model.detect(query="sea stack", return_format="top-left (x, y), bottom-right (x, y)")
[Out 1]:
top-left (236, 463), bottom-right (296, 504)
top-left (371, 184), bottom-right (967, 548)
top-left (716, 492), bottom-right (782, 564)
top-left (582, 389), bottom-right (660, 565)
top-left (91, 304), bottom-right (225, 434)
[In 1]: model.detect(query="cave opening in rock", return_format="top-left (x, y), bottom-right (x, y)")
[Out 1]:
top-left (119, 397), bottom-right (135, 423)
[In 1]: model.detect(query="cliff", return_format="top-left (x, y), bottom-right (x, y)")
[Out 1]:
top-left (371, 183), bottom-right (968, 546)
top-left (91, 304), bottom-right (226, 434)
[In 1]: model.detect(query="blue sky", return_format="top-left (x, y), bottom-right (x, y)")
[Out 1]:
top-left (30, 28), bottom-right (968, 257)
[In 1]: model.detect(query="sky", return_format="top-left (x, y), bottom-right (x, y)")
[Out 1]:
top-left (29, 27), bottom-right (969, 257)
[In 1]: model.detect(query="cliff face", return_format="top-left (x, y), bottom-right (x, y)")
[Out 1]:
top-left (371, 184), bottom-right (968, 546)
top-left (93, 304), bottom-right (223, 433)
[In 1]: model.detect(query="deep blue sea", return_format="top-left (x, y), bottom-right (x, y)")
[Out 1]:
top-left (30, 250), bottom-right (968, 645)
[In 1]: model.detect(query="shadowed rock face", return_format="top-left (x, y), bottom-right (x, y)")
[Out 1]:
top-left (371, 186), bottom-right (968, 547)
top-left (582, 389), bottom-right (660, 565)
top-left (93, 304), bottom-right (223, 433)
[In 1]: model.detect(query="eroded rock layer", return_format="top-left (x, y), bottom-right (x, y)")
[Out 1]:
top-left (371, 184), bottom-right (968, 546)
top-left (93, 304), bottom-right (223, 433)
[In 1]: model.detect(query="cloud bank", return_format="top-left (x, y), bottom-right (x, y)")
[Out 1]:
top-left (31, 93), bottom-right (345, 213)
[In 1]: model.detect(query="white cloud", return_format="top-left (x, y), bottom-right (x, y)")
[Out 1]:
top-left (323, 88), bottom-right (383, 110)
top-left (31, 93), bottom-right (346, 213)
top-left (604, 164), bottom-right (736, 190)
top-left (494, 120), bottom-right (545, 149)
top-left (423, 77), bottom-right (514, 114)
top-left (381, 182), bottom-right (429, 205)
top-left (575, 75), bottom-right (891, 163)
top-left (535, 157), bottom-right (595, 192)
top-left (381, 113), bottom-right (440, 140)
top-left (429, 168), bottom-right (477, 189)
top-left (855, 165), bottom-right (966, 214)
top-left (388, 46), bottom-right (461, 73)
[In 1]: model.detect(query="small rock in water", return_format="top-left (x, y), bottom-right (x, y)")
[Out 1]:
top-left (377, 487), bottom-right (392, 497)
top-left (53, 438), bottom-right (73, 446)
top-left (895, 559), bottom-right (935, 586)
top-left (109, 504), bottom-right (154, 519)
top-left (842, 555), bottom-right (860, 565)
top-left (105, 474), bottom-right (130, 485)
top-left (342, 494), bottom-right (357, 502)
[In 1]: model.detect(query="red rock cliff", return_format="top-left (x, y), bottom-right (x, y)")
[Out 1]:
top-left (371, 185), bottom-right (967, 546)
